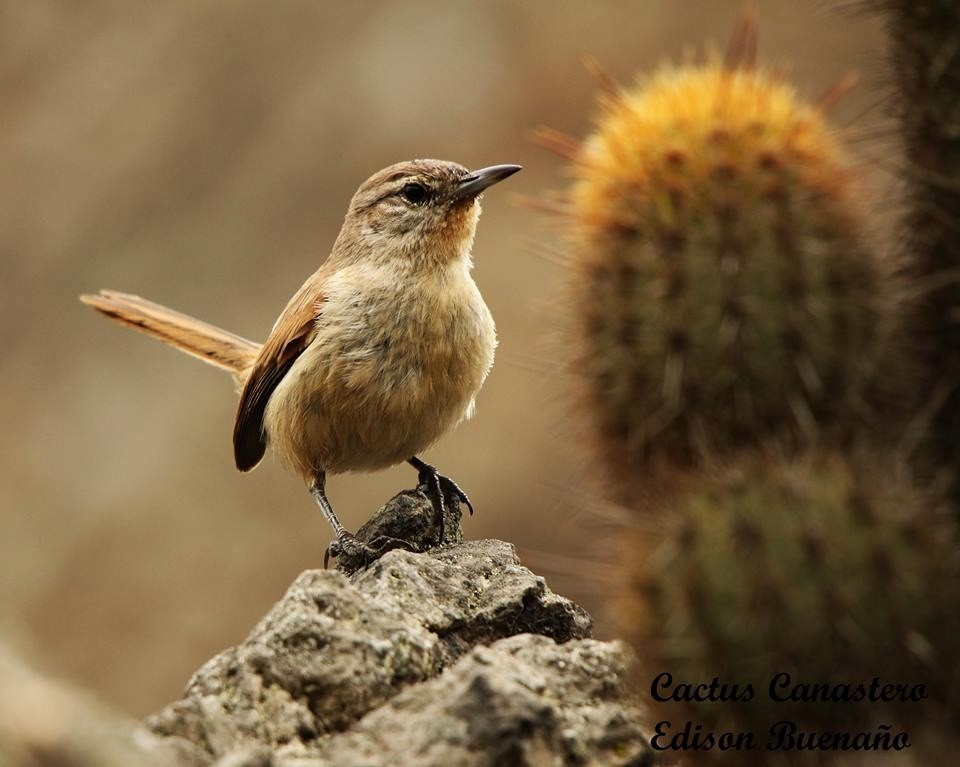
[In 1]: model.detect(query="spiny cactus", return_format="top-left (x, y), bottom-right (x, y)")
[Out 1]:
top-left (615, 452), bottom-right (960, 758)
top-left (537, 14), bottom-right (960, 765)
top-left (870, 0), bottom-right (960, 506)
top-left (546, 44), bottom-right (899, 483)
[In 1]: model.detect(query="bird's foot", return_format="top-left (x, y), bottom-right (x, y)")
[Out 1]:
top-left (416, 464), bottom-right (474, 545)
top-left (324, 532), bottom-right (415, 571)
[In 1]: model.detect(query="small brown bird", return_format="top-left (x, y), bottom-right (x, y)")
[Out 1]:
top-left (81, 159), bottom-right (520, 564)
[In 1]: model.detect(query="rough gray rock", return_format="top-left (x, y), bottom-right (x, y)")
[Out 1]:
top-left (321, 635), bottom-right (653, 767)
top-left (144, 489), bottom-right (652, 767)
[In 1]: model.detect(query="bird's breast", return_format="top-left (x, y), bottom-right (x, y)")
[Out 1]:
top-left (264, 261), bottom-right (496, 477)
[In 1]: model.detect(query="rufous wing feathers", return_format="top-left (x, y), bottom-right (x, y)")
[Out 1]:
top-left (232, 281), bottom-right (323, 472)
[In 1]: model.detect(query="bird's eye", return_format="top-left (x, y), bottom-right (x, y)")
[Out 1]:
top-left (400, 182), bottom-right (429, 205)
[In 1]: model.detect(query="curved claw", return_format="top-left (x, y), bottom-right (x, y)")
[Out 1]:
top-left (438, 475), bottom-right (474, 516)
top-left (409, 457), bottom-right (475, 544)
top-left (324, 539), bottom-right (343, 570)
top-left (324, 534), bottom-right (371, 569)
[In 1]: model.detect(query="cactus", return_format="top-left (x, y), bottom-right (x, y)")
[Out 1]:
top-left (541, 17), bottom-right (960, 761)
top-left (615, 453), bottom-right (960, 756)
top-left (870, 0), bottom-right (960, 505)
top-left (551, 49), bottom-right (898, 481)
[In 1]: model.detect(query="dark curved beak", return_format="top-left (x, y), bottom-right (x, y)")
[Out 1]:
top-left (451, 164), bottom-right (522, 202)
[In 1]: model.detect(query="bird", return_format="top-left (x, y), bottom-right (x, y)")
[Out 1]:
top-left (81, 159), bottom-right (521, 565)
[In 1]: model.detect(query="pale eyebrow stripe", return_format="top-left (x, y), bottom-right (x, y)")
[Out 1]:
top-left (356, 173), bottom-right (439, 211)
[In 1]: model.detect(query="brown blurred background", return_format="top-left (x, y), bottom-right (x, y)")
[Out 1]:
top-left (2, 1), bottom-right (890, 716)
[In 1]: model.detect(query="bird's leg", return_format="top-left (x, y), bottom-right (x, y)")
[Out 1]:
top-left (407, 456), bottom-right (474, 545)
top-left (310, 472), bottom-right (379, 569)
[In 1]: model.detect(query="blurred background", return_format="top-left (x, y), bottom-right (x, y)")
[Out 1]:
top-left (2, 0), bottom-right (890, 716)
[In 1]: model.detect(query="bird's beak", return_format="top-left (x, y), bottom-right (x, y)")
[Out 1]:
top-left (450, 164), bottom-right (522, 202)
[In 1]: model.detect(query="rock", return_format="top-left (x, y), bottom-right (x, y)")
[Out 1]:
top-left (144, 489), bottom-right (651, 766)
top-left (350, 538), bottom-right (592, 665)
top-left (321, 635), bottom-right (653, 767)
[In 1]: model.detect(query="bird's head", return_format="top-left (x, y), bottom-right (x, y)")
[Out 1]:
top-left (337, 159), bottom-right (521, 268)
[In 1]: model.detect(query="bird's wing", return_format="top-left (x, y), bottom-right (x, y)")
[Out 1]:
top-left (233, 276), bottom-right (325, 472)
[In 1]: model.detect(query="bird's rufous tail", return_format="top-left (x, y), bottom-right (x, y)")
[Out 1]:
top-left (80, 290), bottom-right (261, 378)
